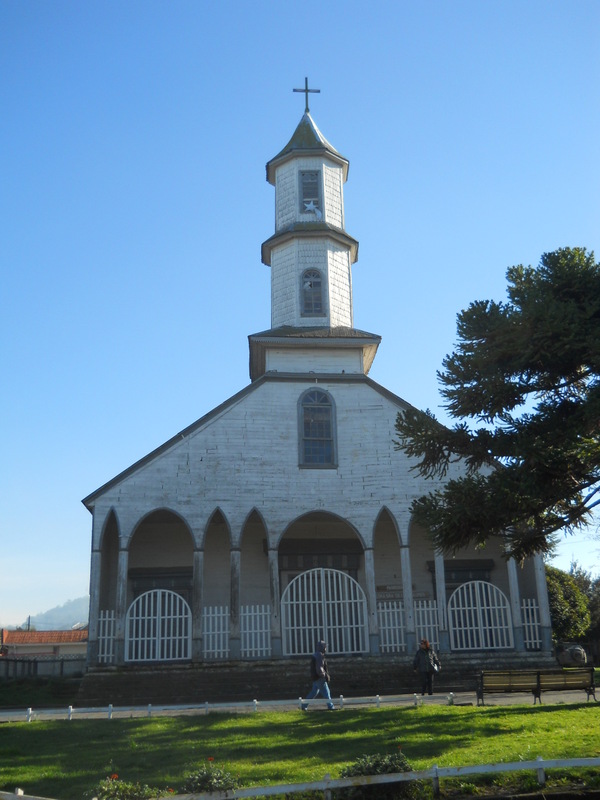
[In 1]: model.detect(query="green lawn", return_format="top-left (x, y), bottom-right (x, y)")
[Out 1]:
top-left (1, 703), bottom-right (599, 799)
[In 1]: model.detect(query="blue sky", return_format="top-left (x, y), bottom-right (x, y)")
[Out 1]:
top-left (1, 1), bottom-right (599, 627)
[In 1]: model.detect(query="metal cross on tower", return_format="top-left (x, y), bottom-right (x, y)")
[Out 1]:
top-left (293, 77), bottom-right (320, 113)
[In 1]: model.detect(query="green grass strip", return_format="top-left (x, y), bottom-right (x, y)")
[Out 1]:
top-left (1, 703), bottom-right (599, 799)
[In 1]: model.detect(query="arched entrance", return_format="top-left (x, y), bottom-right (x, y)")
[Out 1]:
top-left (281, 568), bottom-right (369, 656)
top-left (448, 580), bottom-right (514, 650)
top-left (125, 589), bottom-right (192, 662)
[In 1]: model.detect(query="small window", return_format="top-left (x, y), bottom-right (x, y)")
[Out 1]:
top-left (299, 389), bottom-right (336, 467)
top-left (302, 269), bottom-right (324, 316)
top-left (300, 171), bottom-right (321, 215)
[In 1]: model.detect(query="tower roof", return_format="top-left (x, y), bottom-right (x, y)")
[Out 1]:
top-left (266, 112), bottom-right (349, 185)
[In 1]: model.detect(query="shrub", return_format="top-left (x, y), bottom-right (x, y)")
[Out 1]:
top-left (86, 777), bottom-right (164, 800)
top-left (337, 751), bottom-right (423, 799)
top-left (180, 761), bottom-right (241, 794)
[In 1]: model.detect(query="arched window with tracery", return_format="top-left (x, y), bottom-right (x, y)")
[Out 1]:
top-left (301, 269), bottom-right (324, 316)
top-left (299, 389), bottom-right (336, 467)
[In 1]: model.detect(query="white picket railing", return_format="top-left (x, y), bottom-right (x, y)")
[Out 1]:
top-left (377, 600), bottom-right (406, 652)
top-left (414, 600), bottom-right (439, 651)
top-left (96, 589), bottom-right (540, 661)
top-left (241, 604), bottom-right (271, 658)
top-left (521, 598), bottom-right (541, 650)
top-left (97, 610), bottom-right (115, 664)
top-left (202, 605), bottom-right (230, 659)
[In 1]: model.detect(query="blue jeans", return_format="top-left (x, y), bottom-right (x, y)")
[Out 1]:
top-left (304, 677), bottom-right (334, 709)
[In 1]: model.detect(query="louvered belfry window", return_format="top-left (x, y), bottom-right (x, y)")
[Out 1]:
top-left (300, 170), bottom-right (320, 212)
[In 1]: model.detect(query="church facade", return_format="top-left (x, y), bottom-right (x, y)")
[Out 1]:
top-left (83, 100), bottom-right (552, 669)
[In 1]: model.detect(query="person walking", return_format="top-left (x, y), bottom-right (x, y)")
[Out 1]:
top-left (413, 638), bottom-right (441, 695)
top-left (302, 640), bottom-right (336, 710)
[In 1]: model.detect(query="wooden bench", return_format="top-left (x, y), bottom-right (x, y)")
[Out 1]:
top-left (476, 668), bottom-right (596, 706)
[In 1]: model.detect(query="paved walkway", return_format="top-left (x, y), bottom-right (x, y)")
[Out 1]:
top-left (0, 687), bottom-right (596, 722)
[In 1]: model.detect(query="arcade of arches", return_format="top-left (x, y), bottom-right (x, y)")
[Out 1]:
top-left (90, 505), bottom-right (548, 665)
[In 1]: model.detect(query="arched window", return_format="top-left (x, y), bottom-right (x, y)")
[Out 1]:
top-left (302, 269), bottom-right (324, 316)
top-left (299, 389), bottom-right (336, 467)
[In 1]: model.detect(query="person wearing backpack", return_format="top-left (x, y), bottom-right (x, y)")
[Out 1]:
top-left (302, 640), bottom-right (336, 711)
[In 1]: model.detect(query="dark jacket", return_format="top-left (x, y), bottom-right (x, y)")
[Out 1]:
top-left (310, 641), bottom-right (330, 681)
top-left (413, 646), bottom-right (440, 674)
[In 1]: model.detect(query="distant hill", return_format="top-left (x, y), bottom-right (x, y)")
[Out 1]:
top-left (16, 596), bottom-right (90, 631)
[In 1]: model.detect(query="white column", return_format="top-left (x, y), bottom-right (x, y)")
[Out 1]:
top-left (507, 557), bottom-right (525, 650)
top-left (363, 547), bottom-right (380, 654)
top-left (268, 547), bottom-right (282, 656)
top-left (400, 545), bottom-right (416, 652)
top-left (229, 548), bottom-right (241, 659)
top-left (114, 548), bottom-right (129, 665)
top-left (192, 549), bottom-right (204, 661)
top-left (434, 552), bottom-right (449, 652)
top-left (87, 549), bottom-right (102, 665)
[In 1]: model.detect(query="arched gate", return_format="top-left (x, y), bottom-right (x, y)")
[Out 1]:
top-left (448, 580), bottom-right (514, 650)
top-left (281, 568), bottom-right (369, 655)
top-left (125, 589), bottom-right (192, 662)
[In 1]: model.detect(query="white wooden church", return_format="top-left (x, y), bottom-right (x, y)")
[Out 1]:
top-left (83, 88), bottom-right (552, 671)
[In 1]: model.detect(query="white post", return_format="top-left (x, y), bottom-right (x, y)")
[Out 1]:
top-left (536, 756), bottom-right (546, 785)
top-left (432, 764), bottom-right (440, 796)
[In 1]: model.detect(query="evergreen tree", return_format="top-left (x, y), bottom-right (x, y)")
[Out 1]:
top-left (395, 248), bottom-right (600, 561)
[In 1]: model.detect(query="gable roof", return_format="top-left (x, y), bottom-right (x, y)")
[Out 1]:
top-left (82, 376), bottom-right (269, 510)
top-left (1, 629), bottom-right (88, 645)
top-left (82, 371), bottom-right (414, 511)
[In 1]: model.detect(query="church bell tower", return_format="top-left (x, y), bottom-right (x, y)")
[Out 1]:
top-left (249, 80), bottom-right (380, 381)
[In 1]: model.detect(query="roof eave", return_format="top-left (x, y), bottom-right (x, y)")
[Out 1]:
top-left (261, 226), bottom-right (358, 266)
top-left (266, 149), bottom-right (349, 185)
